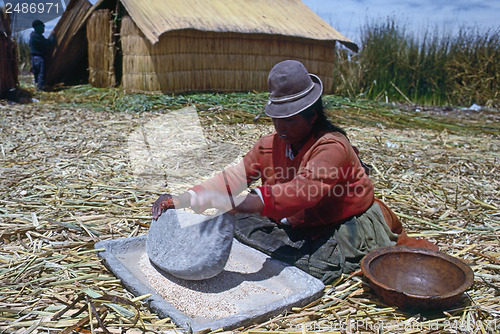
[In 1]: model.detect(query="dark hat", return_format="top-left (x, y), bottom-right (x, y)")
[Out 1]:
top-left (264, 60), bottom-right (323, 118)
top-left (32, 19), bottom-right (45, 28)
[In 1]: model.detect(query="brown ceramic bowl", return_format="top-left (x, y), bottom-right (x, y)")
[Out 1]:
top-left (361, 246), bottom-right (474, 311)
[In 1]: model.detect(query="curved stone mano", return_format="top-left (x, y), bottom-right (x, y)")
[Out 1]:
top-left (146, 209), bottom-right (234, 280)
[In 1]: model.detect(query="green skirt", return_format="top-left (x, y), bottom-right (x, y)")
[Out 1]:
top-left (234, 202), bottom-right (398, 284)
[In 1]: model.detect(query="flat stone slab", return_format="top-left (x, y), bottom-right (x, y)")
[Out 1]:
top-left (147, 210), bottom-right (234, 280)
top-left (95, 235), bottom-right (325, 332)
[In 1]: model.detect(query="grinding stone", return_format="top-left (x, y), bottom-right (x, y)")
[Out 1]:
top-left (146, 209), bottom-right (234, 280)
top-left (95, 236), bottom-right (326, 332)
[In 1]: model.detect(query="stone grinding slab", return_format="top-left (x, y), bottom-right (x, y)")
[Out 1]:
top-left (95, 235), bottom-right (325, 332)
top-left (147, 209), bottom-right (234, 280)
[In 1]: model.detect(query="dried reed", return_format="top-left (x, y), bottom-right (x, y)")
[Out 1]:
top-left (0, 8), bottom-right (18, 97)
top-left (0, 85), bottom-right (498, 333)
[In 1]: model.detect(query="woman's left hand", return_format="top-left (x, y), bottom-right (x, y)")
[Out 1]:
top-left (190, 191), bottom-right (264, 215)
top-left (190, 190), bottom-right (238, 214)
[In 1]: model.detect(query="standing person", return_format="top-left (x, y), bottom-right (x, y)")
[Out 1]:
top-left (29, 19), bottom-right (55, 91)
top-left (152, 60), bottom-right (438, 284)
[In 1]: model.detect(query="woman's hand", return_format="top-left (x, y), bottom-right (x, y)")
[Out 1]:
top-left (152, 194), bottom-right (174, 220)
top-left (153, 190), bottom-right (265, 218)
top-left (151, 192), bottom-right (191, 220)
top-left (189, 190), bottom-right (237, 214)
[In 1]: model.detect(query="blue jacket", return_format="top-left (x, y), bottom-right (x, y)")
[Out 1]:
top-left (29, 31), bottom-right (55, 58)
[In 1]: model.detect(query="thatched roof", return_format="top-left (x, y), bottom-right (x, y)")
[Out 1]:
top-left (46, 0), bottom-right (93, 85)
top-left (96, 0), bottom-right (358, 51)
top-left (0, 7), bottom-right (12, 36)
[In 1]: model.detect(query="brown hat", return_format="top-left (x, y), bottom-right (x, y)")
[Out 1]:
top-left (264, 60), bottom-right (323, 118)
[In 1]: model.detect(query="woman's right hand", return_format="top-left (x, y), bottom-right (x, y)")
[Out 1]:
top-left (152, 193), bottom-right (174, 220)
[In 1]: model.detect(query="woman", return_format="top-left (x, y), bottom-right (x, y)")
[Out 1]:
top-left (152, 60), bottom-right (437, 284)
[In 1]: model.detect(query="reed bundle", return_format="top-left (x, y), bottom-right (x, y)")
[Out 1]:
top-left (87, 9), bottom-right (116, 88)
top-left (120, 16), bottom-right (336, 93)
top-left (0, 87), bottom-right (498, 333)
top-left (0, 8), bottom-right (17, 98)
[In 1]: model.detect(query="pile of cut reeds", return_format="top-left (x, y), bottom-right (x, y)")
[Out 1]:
top-left (0, 7), bottom-right (18, 98)
top-left (87, 9), bottom-right (116, 88)
top-left (0, 85), bottom-right (498, 333)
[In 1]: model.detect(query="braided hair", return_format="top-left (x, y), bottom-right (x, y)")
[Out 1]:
top-left (300, 98), bottom-right (347, 137)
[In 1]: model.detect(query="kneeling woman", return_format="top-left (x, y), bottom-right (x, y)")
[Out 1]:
top-left (152, 60), bottom-right (437, 284)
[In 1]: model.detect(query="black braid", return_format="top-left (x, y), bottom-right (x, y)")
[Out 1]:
top-left (300, 98), bottom-right (347, 137)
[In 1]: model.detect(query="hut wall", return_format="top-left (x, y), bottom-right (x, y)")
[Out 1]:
top-left (120, 16), bottom-right (336, 93)
top-left (87, 9), bottom-right (116, 87)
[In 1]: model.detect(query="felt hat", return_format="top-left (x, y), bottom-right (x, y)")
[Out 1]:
top-left (264, 60), bottom-right (323, 118)
top-left (32, 19), bottom-right (45, 28)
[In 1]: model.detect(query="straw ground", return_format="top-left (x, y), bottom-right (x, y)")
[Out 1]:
top-left (0, 79), bottom-right (498, 333)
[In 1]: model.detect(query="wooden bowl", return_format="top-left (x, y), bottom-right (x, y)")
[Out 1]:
top-left (361, 246), bottom-right (474, 311)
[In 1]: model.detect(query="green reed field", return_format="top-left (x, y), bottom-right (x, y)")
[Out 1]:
top-left (332, 19), bottom-right (499, 108)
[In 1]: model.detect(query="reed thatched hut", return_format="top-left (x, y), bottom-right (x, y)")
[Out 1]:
top-left (0, 8), bottom-right (18, 98)
top-left (52, 0), bottom-right (358, 93)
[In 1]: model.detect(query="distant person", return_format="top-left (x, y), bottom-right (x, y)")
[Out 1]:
top-left (29, 19), bottom-right (55, 91)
